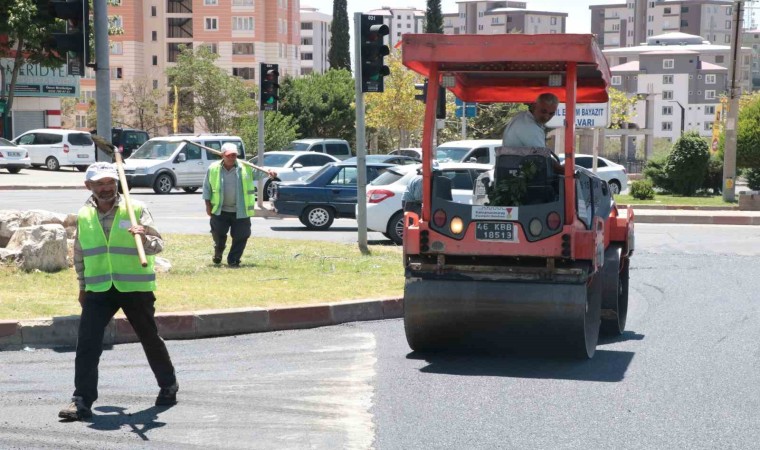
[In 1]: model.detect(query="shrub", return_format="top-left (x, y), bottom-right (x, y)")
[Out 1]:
top-left (630, 179), bottom-right (655, 200)
top-left (746, 168), bottom-right (760, 191)
top-left (702, 153), bottom-right (723, 194)
top-left (665, 131), bottom-right (710, 196)
top-left (643, 155), bottom-right (670, 192)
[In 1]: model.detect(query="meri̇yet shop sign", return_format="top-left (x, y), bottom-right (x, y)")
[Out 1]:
top-left (1, 58), bottom-right (79, 98)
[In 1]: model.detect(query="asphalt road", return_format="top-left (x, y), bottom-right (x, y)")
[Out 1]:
top-left (1, 225), bottom-right (760, 448)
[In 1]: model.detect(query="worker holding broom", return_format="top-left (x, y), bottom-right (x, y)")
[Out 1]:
top-left (59, 161), bottom-right (178, 421)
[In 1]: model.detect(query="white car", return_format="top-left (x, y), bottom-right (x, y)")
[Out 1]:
top-left (559, 154), bottom-right (628, 195)
top-left (0, 138), bottom-right (31, 174)
top-left (12, 129), bottom-right (95, 171)
top-left (253, 151), bottom-right (339, 200)
top-left (360, 162), bottom-right (492, 245)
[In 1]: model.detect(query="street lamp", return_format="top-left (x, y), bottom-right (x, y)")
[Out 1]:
top-left (669, 100), bottom-right (685, 134)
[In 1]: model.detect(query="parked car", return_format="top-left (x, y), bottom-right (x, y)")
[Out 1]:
top-left (111, 127), bottom-right (150, 158)
top-left (360, 162), bottom-right (493, 244)
top-left (388, 148), bottom-right (422, 159)
top-left (271, 161), bottom-right (394, 230)
top-left (343, 154), bottom-right (421, 165)
top-left (285, 138), bottom-right (353, 160)
top-left (559, 154), bottom-right (628, 195)
top-left (251, 151), bottom-right (339, 200)
top-left (12, 129), bottom-right (96, 171)
top-left (123, 135), bottom-right (245, 194)
top-left (435, 139), bottom-right (502, 165)
top-left (0, 138), bottom-right (31, 174)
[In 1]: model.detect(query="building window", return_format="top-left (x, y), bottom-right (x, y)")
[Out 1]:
top-left (704, 121), bottom-right (713, 131)
top-left (662, 106), bottom-right (673, 115)
top-left (232, 17), bottom-right (254, 31)
top-left (76, 115), bottom-right (87, 128)
top-left (716, 55), bottom-right (724, 63)
top-left (663, 74), bottom-right (674, 84)
top-left (301, 37), bottom-right (312, 45)
top-left (705, 105), bottom-right (716, 115)
top-left (301, 22), bottom-right (313, 30)
top-left (152, 31), bottom-right (157, 41)
top-left (301, 52), bottom-right (313, 61)
top-left (663, 59), bottom-right (674, 69)
top-left (705, 74), bottom-right (716, 84)
top-left (664, 7), bottom-right (671, 14)
top-left (151, 6), bottom-right (156, 16)
top-left (232, 67), bottom-right (255, 80)
top-left (110, 42), bottom-right (123, 54)
top-left (611, 75), bottom-right (622, 85)
top-left (725, 35), bottom-right (731, 44)
top-left (662, 122), bottom-right (673, 131)
top-left (110, 67), bottom-right (123, 79)
top-left (205, 17), bottom-right (218, 31)
top-left (152, 55), bottom-right (157, 65)
top-left (705, 90), bottom-right (716, 100)
top-left (232, 43), bottom-right (254, 55)
top-left (233, 0), bottom-right (254, 5)
top-left (204, 0), bottom-right (217, 5)
top-left (663, 90), bottom-right (673, 100)
top-left (153, 79), bottom-right (159, 89)
top-left (682, 6), bottom-right (689, 13)
top-left (167, 43), bottom-right (190, 63)
top-left (551, 17), bottom-right (557, 25)
top-left (112, 15), bottom-right (123, 28)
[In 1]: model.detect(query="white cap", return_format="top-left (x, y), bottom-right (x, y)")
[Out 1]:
top-left (221, 143), bottom-right (238, 155)
top-left (85, 162), bottom-right (118, 182)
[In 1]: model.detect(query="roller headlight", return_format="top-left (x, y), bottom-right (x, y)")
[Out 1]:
top-left (450, 217), bottom-right (464, 234)
top-left (529, 218), bottom-right (543, 237)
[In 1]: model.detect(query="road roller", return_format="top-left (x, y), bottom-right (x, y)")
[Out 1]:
top-left (401, 33), bottom-right (634, 358)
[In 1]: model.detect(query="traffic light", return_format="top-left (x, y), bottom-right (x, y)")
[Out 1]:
top-left (360, 15), bottom-right (390, 93)
top-left (413, 79), bottom-right (446, 119)
top-left (259, 63), bottom-right (280, 111)
top-left (46, 0), bottom-right (90, 77)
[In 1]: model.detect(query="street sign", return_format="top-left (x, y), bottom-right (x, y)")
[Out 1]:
top-left (455, 98), bottom-right (476, 118)
top-left (546, 103), bottom-right (609, 128)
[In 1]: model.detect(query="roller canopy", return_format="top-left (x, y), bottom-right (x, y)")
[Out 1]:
top-left (401, 34), bottom-right (611, 103)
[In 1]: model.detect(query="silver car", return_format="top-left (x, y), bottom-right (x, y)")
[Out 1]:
top-left (252, 151), bottom-right (339, 200)
top-left (0, 138), bottom-right (31, 174)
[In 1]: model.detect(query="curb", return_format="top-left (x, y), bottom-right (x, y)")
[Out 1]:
top-left (0, 297), bottom-right (403, 349)
top-left (633, 214), bottom-right (760, 225)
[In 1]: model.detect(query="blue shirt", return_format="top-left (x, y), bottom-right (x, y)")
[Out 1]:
top-left (502, 111), bottom-right (547, 148)
top-left (402, 175), bottom-right (423, 202)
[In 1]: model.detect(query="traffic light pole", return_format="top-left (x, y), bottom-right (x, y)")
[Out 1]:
top-left (257, 110), bottom-right (265, 208)
top-left (94, 0), bottom-right (112, 157)
top-left (354, 12), bottom-right (369, 255)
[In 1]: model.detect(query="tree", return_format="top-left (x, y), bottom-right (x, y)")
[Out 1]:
top-left (166, 45), bottom-right (254, 133)
top-left (665, 131), bottom-right (710, 196)
top-left (425, 0), bottom-right (444, 33)
top-left (236, 112), bottom-right (299, 157)
top-left (118, 78), bottom-right (171, 135)
top-left (328, 0), bottom-right (351, 71)
top-left (365, 50), bottom-right (425, 150)
top-left (278, 69), bottom-right (356, 143)
top-left (439, 102), bottom-right (526, 143)
top-left (608, 87), bottom-right (638, 129)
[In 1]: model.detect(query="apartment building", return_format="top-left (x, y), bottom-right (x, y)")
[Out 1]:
top-left (443, 1), bottom-right (566, 35)
top-left (299, 5), bottom-right (331, 75)
top-left (605, 32), bottom-right (751, 140)
top-left (742, 29), bottom-right (760, 89)
top-left (590, 0), bottom-right (735, 49)
top-left (365, 7), bottom-right (424, 49)
top-left (76, 0), bottom-right (301, 133)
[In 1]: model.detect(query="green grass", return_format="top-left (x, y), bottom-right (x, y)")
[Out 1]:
top-left (615, 193), bottom-right (735, 207)
top-left (0, 235), bottom-right (405, 320)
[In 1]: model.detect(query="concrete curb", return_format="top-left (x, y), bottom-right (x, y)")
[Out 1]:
top-left (0, 297), bottom-right (403, 349)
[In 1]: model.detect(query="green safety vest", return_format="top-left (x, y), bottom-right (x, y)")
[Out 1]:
top-left (208, 161), bottom-right (256, 217)
top-left (77, 203), bottom-right (156, 292)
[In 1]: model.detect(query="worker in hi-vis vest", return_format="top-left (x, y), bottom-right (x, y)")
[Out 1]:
top-left (202, 142), bottom-right (277, 267)
top-left (59, 162), bottom-right (177, 422)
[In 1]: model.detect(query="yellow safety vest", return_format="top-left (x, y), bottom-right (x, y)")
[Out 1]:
top-left (208, 161), bottom-right (256, 217)
top-left (77, 203), bottom-right (156, 292)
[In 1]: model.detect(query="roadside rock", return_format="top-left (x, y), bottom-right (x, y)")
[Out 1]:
top-left (0, 209), bottom-right (76, 247)
top-left (6, 224), bottom-right (68, 272)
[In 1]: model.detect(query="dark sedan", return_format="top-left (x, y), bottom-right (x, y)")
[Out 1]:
top-left (343, 155), bottom-right (421, 165)
top-left (271, 162), bottom-right (394, 230)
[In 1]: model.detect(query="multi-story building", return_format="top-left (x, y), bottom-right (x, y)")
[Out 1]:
top-left (605, 32), bottom-right (751, 140)
top-left (76, 0), bottom-right (301, 134)
top-left (299, 5), bottom-right (331, 75)
top-left (590, 0), bottom-right (735, 49)
top-left (742, 28), bottom-right (760, 89)
top-left (443, 1), bottom-right (566, 35)
top-left (365, 6), bottom-right (425, 49)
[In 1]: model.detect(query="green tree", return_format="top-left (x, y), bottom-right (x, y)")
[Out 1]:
top-left (608, 87), bottom-right (638, 129)
top-left (328, 0), bottom-right (351, 71)
top-left (425, 0), bottom-right (444, 33)
top-left (440, 102), bottom-right (526, 142)
top-left (236, 112), bottom-right (299, 157)
top-left (365, 50), bottom-right (425, 150)
top-left (119, 78), bottom-right (170, 135)
top-left (278, 69), bottom-right (356, 143)
top-left (665, 131), bottom-right (710, 196)
top-left (166, 45), bottom-right (253, 133)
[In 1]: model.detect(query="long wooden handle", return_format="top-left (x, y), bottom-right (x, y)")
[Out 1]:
top-left (182, 139), bottom-right (269, 174)
top-left (114, 152), bottom-right (148, 267)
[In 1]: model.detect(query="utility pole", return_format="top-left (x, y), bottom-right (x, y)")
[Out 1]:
top-left (94, 0), bottom-right (112, 160)
top-left (723, 0), bottom-right (744, 202)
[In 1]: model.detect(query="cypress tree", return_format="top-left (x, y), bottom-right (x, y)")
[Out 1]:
top-left (425, 0), bottom-right (443, 33)
top-left (328, 0), bottom-right (351, 71)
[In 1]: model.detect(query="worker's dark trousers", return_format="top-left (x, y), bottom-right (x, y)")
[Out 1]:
top-left (210, 211), bottom-right (252, 264)
top-left (73, 287), bottom-right (176, 408)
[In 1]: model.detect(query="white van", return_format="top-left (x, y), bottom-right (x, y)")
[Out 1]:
top-left (12, 129), bottom-right (96, 171)
top-left (285, 138), bottom-right (353, 160)
top-left (435, 139), bottom-right (502, 165)
top-left (123, 135), bottom-right (245, 194)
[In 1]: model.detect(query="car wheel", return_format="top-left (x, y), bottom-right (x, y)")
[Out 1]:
top-left (153, 173), bottom-right (174, 194)
top-left (182, 187), bottom-right (199, 193)
top-left (301, 205), bottom-right (334, 230)
top-left (76, 165), bottom-right (88, 172)
top-left (7, 168), bottom-right (21, 174)
top-left (45, 157), bottom-right (61, 171)
top-left (608, 180), bottom-right (621, 195)
top-left (386, 211), bottom-right (405, 245)
top-left (264, 179), bottom-right (278, 201)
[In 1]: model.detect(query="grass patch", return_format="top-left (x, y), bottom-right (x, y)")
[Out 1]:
top-left (0, 235), bottom-right (405, 320)
top-left (615, 193), bottom-right (735, 207)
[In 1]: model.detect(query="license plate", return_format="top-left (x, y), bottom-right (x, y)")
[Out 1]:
top-left (77, 154), bottom-right (89, 158)
top-left (7, 151), bottom-right (21, 157)
top-left (475, 222), bottom-right (516, 242)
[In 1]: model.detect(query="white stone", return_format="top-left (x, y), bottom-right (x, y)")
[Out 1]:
top-left (7, 224), bottom-right (68, 272)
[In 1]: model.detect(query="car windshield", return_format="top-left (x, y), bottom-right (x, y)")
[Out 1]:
top-left (262, 153), bottom-right (293, 167)
top-left (131, 141), bottom-right (181, 160)
top-left (302, 164), bottom-right (333, 182)
top-left (0, 138), bottom-right (16, 147)
top-left (435, 146), bottom-right (470, 162)
top-left (370, 168), bottom-right (407, 186)
top-left (285, 142), bottom-right (310, 151)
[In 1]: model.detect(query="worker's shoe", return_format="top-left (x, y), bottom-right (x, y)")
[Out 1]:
top-left (212, 256), bottom-right (222, 264)
top-left (155, 382), bottom-right (179, 406)
top-left (228, 260), bottom-right (240, 268)
top-left (58, 396), bottom-right (92, 421)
